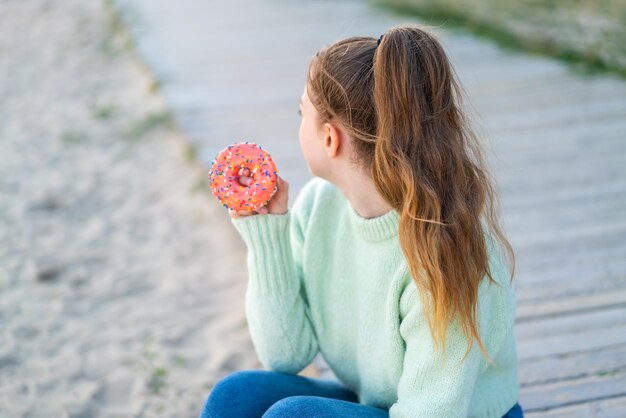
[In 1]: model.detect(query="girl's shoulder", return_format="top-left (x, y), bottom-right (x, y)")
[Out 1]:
top-left (293, 177), bottom-right (341, 212)
top-left (291, 177), bottom-right (345, 235)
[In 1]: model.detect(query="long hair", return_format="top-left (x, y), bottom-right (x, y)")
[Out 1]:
top-left (306, 24), bottom-right (515, 366)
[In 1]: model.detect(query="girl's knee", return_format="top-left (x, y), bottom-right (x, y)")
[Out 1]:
top-left (200, 370), bottom-right (266, 417)
top-left (262, 396), bottom-right (322, 417)
top-left (217, 369), bottom-right (266, 387)
top-left (211, 369), bottom-right (266, 398)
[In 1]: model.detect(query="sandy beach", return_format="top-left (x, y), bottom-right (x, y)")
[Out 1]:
top-left (0, 1), bottom-right (272, 416)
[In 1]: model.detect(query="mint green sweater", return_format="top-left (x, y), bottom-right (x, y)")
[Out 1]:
top-left (230, 177), bottom-right (520, 418)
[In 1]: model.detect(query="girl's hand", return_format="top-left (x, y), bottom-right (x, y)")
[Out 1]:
top-left (228, 168), bottom-right (289, 219)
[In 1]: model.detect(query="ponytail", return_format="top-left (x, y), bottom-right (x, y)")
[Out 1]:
top-left (307, 24), bottom-right (515, 367)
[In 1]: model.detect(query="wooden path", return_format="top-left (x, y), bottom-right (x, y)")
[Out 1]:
top-left (113, 0), bottom-right (626, 415)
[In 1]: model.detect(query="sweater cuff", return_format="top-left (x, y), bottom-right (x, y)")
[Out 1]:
top-left (230, 211), bottom-right (290, 247)
top-left (230, 211), bottom-right (294, 293)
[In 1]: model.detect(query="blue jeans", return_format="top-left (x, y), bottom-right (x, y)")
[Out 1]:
top-left (199, 369), bottom-right (525, 417)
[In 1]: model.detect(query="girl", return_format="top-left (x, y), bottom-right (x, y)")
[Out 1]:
top-left (200, 24), bottom-right (523, 418)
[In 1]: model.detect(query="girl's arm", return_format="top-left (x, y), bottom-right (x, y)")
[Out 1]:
top-left (229, 182), bottom-right (319, 374)
top-left (389, 277), bottom-right (515, 418)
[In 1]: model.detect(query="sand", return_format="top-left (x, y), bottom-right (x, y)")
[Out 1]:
top-left (0, 0), bottom-right (290, 416)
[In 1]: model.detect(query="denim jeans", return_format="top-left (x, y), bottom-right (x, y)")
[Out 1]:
top-left (199, 369), bottom-right (525, 417)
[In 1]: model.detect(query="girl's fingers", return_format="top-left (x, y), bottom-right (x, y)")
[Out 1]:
top-left (237, 174), bottom-right (253, 186)
top-left (228, 208), bottom-right (251, 217)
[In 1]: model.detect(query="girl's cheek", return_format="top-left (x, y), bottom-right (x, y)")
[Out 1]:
top-left (298, 119), bottom-right (306, 143)
top-left (298, 124), bottom-right (304, 151)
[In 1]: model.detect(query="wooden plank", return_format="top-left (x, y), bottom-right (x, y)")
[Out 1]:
top-left (458, 56), bottom-right (567, 86)
top-left (525, 395), bottom-right (626, 418)
top-left (509, 227), bottom-right (626, 272)
top-left (514, 247), bottom-right (626, 284)
top-left (513, 259), bottom-right (625, 293)
top-left (514, 257), bottom-right (626, 290)
top-left (473, 83), bottom-right (626, 114)
top-left (505, 205), bottom-right (626, 241)
top-left (515, 270), bottom-right (626, 304)
top-left (510, 220), bottom-right (626, 249)
top-left (518, 323), bottom-right (626, 360)
top-left (520, 373), bottom-right (626, 413)
top-left (489, 118), bottom-right (626, 154)
top-left (519, 345), bottom-right (626, 387)
top-left (496, 156), bottom-right (626, 192)
top-left (496, 164), bottom-right (626, 192)
top-left (493, 132), bottom-right (626, 164)
top-left (505, 203), bottom-right (626, 237)
top-left (517, 289), bottom-right (626, 323)
top-left (499, 165), bottom-right (626, 193)
top-left (506, 217), bottom-right (626, 251)
top-left (462, 71), bottom-right (585, 96)
top-left (501, 180), bottom-right (626, 210)
top-left (516, 306), bottom-right (626, 340)
top-left (494, 141), bottom-right (626, 177)
top-left (487, 112), bottom-right (626, 138)
top-left (481, 94), bottom-right (626, 128)
top-left (483, 103), bottom-right (626, 133)
top-left (503, 190), bottom-right (626, 227)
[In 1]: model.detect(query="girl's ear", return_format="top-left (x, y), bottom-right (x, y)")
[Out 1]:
top-left (323, 121), bottom-right (343, 158)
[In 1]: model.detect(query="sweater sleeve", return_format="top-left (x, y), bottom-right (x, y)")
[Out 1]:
top-left (229, 191), bottom-right (319, 374)
top-left (388, 285), bottom-right (486, 418)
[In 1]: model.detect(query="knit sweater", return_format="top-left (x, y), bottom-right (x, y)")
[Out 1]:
top-left (230, 176), bottom-right (520, 418)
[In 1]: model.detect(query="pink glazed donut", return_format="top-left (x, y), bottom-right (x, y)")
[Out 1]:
top-left (208, 141), bottom-right (279, 212)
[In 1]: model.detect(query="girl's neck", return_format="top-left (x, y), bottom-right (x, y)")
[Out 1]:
top-left (328, 167), bottom-right (394, 219)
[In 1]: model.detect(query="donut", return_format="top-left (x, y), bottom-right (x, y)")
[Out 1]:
top-left (208, 141), bottom-right (279, 212)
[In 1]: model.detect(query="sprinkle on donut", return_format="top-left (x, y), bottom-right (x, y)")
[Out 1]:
top-left (208, 141), bottom-right (279, 212)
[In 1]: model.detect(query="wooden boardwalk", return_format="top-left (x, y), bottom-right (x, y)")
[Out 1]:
top-left (113, 0), bottom-right (626, 416)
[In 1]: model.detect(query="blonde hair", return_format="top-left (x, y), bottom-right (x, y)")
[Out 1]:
top-left (306, 24), bottom-right (515, 366)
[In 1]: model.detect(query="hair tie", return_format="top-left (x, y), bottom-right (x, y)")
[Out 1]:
top-left (377, 34), bottom-right (384, 46)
